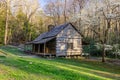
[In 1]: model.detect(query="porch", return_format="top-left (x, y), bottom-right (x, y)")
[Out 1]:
top-left (30, 38), bottom-right (56, 56)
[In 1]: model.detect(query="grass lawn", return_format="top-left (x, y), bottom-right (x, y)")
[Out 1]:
top-left (0, 46), bottom-right (120, 80)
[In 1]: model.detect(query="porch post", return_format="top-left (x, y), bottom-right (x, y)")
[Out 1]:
top-left (38, 44), bottom-right (40, 53)
top-left (44, 43), bottom-right (46, 57)
top-left (32, 44), bottom-right (34, 52)
top-left (33, 44), bottom-right (35, 53)
top-left (39, 44), bottom-right (41, 53)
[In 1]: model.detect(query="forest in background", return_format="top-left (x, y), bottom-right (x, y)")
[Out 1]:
top-left (0, 0), bottom-right (120, 61)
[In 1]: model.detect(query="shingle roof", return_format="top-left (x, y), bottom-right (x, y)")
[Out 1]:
top-left (34, 37), bottom-right (55, 44)
top-left (42, 23), bottom-right (69, 38)
top-left (27, 23), bottom-right (69, 44)
top-left (33, 32), bottom-right (48, 42)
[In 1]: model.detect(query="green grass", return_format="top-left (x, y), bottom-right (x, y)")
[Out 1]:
top-left (0, 46), bottom-right (120, 80)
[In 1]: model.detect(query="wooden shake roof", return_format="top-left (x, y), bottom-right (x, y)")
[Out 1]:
top-left (27, 23), bottom-right (80, 44)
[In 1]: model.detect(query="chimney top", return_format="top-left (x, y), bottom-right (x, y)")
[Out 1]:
top-left (48, 25), bottom-right (55, 31)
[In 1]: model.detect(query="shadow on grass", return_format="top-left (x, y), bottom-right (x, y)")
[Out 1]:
top-left (53, 58), bottom-right (120, 74)
top-left (51, 58), bottom-right (120, 79)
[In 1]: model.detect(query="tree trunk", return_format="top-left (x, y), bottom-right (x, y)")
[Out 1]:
top-left (24, 20), bottom-right (29, 42)
top-left (4, 0), bottom-right (10, 45)
top-left (102, 44), bottom-right (105, 62)
top-left (64, 0), bottom-right (67, 23)
top-left (101, 20), bottom-right (111, 62)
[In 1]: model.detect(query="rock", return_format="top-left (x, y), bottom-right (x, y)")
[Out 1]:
top-left (29, 62), bottom-right (32, 64)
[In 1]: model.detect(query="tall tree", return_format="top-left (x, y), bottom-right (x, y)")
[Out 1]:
top-left (63, 0), bottom-right (67, 23)
top-left (4, 0), bottom-right (10, 45)
top-left (0, 0), bottom-right (6, 44)
top-left (81, 0), bottom-right (120, 62)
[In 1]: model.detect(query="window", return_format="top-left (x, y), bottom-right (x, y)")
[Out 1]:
top-left (67, 43), bottom-right (73, 49)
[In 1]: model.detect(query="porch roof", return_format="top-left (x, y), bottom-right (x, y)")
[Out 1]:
top-left (33, 37), bottom-right (55, 44)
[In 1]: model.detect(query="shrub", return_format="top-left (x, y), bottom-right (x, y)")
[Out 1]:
top-left (83, 42), bottom-right (102, 57)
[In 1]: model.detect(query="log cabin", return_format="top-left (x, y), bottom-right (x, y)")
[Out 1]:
top-left (25, 23), bottom-right (82, 57)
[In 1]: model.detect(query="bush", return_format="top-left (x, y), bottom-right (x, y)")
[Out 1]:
top-left (106, 44), bottom-right (120, 59)
top-left (83, 42), bottom-right (102, 57)
top-left (83, 42), bottom-right (120, 58)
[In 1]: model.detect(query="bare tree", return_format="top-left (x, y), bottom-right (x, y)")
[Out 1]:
top-left (64, 0), bottom-right (67, 23)
top-left (82, 0), bottom-right (120, 62)
top-left (4, 0), bottom-right (10, 45)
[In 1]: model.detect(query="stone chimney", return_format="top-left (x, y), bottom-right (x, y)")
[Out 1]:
top-left (48, 25), bottom-right (55, 31)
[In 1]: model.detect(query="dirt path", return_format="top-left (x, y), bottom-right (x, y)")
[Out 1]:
top-left (88, 57), bottom-right (120, 66)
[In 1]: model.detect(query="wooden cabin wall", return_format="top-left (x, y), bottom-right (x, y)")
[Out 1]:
top-left (46, 38), bottom-right (56, 54)
top-left (39, 44), bottom-right (44, 53)
top-left (56, 24), bottom-right (82, 57)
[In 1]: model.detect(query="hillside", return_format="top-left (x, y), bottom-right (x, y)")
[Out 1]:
top-left (0, 46), bottom-right (120, 80)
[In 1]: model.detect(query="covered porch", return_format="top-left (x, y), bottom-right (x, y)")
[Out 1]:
top-left (32, 38), bottom-right (56, 57)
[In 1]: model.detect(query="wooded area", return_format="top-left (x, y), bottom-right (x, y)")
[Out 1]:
top-left (0, 0), bottom-right (120, 62)
top-left (0, 0), bottom-right (120, 80)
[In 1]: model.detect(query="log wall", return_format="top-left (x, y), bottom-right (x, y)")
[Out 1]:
top-left (56, 24), bottom-right (82, 56)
